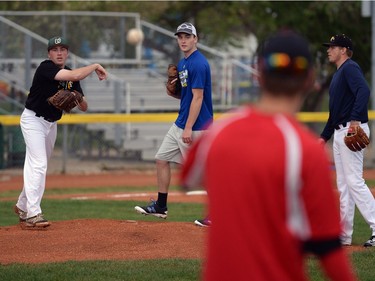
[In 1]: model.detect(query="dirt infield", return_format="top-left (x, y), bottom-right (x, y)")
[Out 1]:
top-left (0, 167), bottom-right (209, 265)
top-left (0, 219), bottom-right (206, 265)
top-left (0, 167), bottom-right (373, 265)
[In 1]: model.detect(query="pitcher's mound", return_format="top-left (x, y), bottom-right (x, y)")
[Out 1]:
top-left (0, 219), bottom-right (207, 265)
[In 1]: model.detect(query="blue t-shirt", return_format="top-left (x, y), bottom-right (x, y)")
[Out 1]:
top-left (175, 50), bottom-right (213, 130)
top-left (320, 59), bottom-right (370, 141)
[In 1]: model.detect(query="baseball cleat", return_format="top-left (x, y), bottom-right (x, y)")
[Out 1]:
top-left (363, 235), bottom-right (375, 247)
top-left (134, 200), bottom-right (168, 219)
top-left (13, 205), bottom-right (27, 222)
top-left (340, 235), bottom-right (352, 246)
top-left (194, 217), bottom-right (212, 227)
top-left (22, 213), bottom-right (51, 230)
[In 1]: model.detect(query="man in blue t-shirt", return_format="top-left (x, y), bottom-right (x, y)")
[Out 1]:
top-left (135, 23), bottom-right (213, 226)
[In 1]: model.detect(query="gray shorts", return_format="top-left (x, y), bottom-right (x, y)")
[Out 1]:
top-left (155, 123), bottom-right (204, 164)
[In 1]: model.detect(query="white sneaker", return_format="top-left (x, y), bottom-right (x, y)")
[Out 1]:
top-left (340, 235), bottom-right (351, 246)
top-left (134, 200), bottom-right (168, 219)
top-left (194, 217), bottom-right (211, 227)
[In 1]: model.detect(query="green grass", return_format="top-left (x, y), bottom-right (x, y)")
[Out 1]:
top-left (1, 186), bottom-right (375, 280)
top-left (305, 210), bottom-right (375, 281)
top-left (0, 185), bottom-right (183, 199)
top-left (307, 250), bottom-right (375, 281)
top-left (0, 199), bottom-right (205, 226)
top-left (0, 260), bottom-right (202, 281)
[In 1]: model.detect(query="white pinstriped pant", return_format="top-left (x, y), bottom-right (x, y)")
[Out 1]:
top-left (16, 108), bottom-right (57, 218)
top-left (333, 122), bottom-right (375, 244)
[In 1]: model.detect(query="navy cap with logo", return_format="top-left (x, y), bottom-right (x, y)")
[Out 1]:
top-left (258, 30), bottom-right (313, 75)
top-left (322, 34), bottom-right (353, 51)
top-left (47, 36), bottom-right (69, 51)
top-left (174, 22), bottom-right (197, 37)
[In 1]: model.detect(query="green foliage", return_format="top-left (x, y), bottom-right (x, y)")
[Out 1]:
top-left (144, 1), bottom-right (371, 73)
top-left (1, 1), bottom-right (370, 76)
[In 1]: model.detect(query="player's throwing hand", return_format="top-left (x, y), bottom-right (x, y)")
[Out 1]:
top-left (95, 64), bottom-right (107, 80)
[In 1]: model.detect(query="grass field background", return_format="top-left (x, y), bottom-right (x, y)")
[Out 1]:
top-left (1, 181), bottom-right (375, 280)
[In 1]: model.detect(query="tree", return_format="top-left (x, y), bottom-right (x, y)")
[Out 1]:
top-left (0, 1), bottom-right (372, 111)
top-left (156, 1), bottom-right (371, 111)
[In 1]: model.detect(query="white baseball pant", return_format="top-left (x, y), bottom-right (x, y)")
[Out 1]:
top-left (16, 108), bottom-right (57, 218)
top-left (333, 122), bottom-right (375, 244)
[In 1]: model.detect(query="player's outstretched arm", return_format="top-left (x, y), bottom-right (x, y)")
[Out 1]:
top-left (55, 63), bottom-right (107, 81)
top-left (94, 64), bottom-right (107, 80)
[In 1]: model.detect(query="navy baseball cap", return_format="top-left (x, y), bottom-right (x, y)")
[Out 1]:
top-left (175, 22), bottom-right (197, 36)
top-left (47, 36), bottom-right (69, 51)
top-left (322, 34), bottom-right (353, 51)
top-left (258, 30), bottom-right (313, 74)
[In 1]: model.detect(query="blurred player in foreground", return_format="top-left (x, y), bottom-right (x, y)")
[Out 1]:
top-left (181, 30), bottom-right (357, 281)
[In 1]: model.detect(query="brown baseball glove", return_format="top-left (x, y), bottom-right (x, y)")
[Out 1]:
top-left (344, 126), bottom-right (370, 152)
top-left (48, 89), bottom-right (83, 113)
top-left (166, 64), bottom-right (181, 98)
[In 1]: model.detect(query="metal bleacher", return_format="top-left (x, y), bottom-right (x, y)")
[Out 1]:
top-left (0, 11), bottom-right (257, 162)
top-left (84, 68), bottom-right (179, 161)
top-left (97, 68), bottom-right (180, 112)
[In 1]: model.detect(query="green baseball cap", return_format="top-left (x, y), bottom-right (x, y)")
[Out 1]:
top-left (47, 36), bottom-right (69, 51)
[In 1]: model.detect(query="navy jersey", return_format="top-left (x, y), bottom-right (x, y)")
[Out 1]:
top-left (25, 60), bottom-right (84, 121)
top-left (321, 59), bottom-right (370, 141)
top-left (175, 50), bottom-right (213, 130)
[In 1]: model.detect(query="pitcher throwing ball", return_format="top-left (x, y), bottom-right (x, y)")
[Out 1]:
top-left (14, 36), bottom-right (107, 229)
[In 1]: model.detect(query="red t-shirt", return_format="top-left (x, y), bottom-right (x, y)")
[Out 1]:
top-left (181, 106), bottom-right (343, 281)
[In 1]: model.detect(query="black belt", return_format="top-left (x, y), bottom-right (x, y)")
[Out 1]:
top-left (35, 113), bottom-right (55, 123)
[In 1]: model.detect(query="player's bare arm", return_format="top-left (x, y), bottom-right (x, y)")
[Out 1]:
top-left (182, 89), bottom-right (204, 144)
top-left (55, 64), bottom-right (107, 81)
